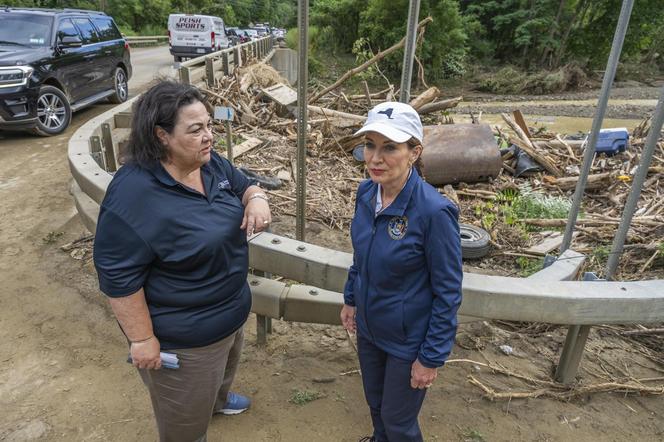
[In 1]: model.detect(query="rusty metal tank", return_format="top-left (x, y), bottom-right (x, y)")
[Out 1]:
top-left (421, 123), bottom-right (502, 185)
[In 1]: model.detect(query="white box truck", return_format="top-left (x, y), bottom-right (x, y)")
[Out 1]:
top-left (168, 14), bottom-right (230, 62)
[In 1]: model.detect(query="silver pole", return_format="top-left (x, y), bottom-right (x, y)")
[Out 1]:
top-left (560, 0), bottom-right (634, 252)
top-left (296, 0), bottom-right (308, 241)
top-left (399, 0), bottom-right (421, 103)
top-left (605, 87), bottom-right (664, 279)
top-left (225, 120), bottom-right (233, 164)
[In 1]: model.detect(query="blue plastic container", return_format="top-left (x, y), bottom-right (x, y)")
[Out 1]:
top-left (595, 128), bottom-right (629, 155)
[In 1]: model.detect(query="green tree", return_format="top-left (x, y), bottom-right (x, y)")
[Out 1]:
top-left (359, 0), bottom-right (468, 79)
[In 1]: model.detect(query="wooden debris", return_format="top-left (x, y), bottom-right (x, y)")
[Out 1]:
top-left (409, 86), bottom-right (440, 110)
top-left (308, 16), bottom-right (433, 104)
top-left (524, 231), bottom-right (578, 255)
top-left (501, 113), bottom-right (563, 177)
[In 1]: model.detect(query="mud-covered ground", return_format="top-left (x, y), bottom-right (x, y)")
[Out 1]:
top-left (1, 84), bottom-right (663, 442)
top-left (452, 82), bottom-right (664, 120)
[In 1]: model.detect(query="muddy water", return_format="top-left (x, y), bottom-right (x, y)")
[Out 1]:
top-left (450, 96), bottom-right (657, 134)
top-left (453, 113), bottom-right (642, 135)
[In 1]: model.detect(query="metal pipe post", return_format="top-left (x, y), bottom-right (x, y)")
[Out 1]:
top-left (399, 0), bottom-right (421, 103)
top-left (225, 121), bottom-right (233, 164)
top-left (296, 0), bottom-right (309, 241)
top-left (560, 0), bottom-right (634, 252)
top-left (605, 87), bottom-right (664, 279)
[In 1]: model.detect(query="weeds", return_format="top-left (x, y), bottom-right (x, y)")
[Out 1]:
top-left (42, 231), bottom-right (64, 244)
top-left (289, 389), bottom-right (322, 405)
top-left (516, 256), bottom-right (545, 277)
top-left (463, 428), bottom-right (486, 442)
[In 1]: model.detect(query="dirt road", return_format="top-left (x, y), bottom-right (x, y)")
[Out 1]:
top-left (1, 76), bottom-right (663, 440)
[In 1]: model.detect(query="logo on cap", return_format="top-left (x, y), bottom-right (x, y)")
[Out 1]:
top-left (377, 108), bottom-right (394, 119)
top-left (388, 216), bottom-right (408, 240)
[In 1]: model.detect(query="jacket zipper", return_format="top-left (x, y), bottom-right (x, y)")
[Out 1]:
top-left (363, 209), bottom-right (378, 343)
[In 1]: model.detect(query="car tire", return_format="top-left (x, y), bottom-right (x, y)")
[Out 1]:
top-left (108, 67), bottom-right (128, 104)
top-left (31, 85), bottom-right (72, 136)
top-left (459, 223), bottom-right (491, 259)
top-left (174, 55), bottom-right (182, 62)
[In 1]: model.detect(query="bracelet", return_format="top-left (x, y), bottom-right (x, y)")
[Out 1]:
top-left (130, 335), bottom-right (154, 344)
top-left (248, 193), bottom-right (269, 203)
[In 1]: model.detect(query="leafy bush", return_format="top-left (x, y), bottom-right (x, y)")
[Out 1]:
top-left (510, 187), bottom-right (572, 221)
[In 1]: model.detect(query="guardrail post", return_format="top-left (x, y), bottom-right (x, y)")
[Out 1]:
top-left (555, 324), bottom-right (591, 384)
top-left (205, 56), bottom-right (215, 88)
top-left (554, 272), bottom-right (601, 384)
top-left (179, 65), bottom-right (191, 85)
top-left (234, 45), bottom-right (242, 68)
top-left (254, 267), bottom-right (273, 345)
top-left (222, 52), bottom-right (230, 75)
top-left (100, 123), bottom-right (117, 172)
top-left (89, 135), bottom-right (105, 170)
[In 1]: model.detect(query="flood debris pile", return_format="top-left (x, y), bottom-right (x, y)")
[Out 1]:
top-left (202, 59), bottom-right (663, 281)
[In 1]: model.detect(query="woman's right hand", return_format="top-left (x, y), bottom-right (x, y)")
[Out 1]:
top-left (130, 336), bottom-right (162, 370)
top-left (340, 304), bottom-right (357, 333)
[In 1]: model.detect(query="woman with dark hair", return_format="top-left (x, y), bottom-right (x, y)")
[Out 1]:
top-left (93, 80), bottom-right (270, 441)
top-left (341, 102), bottom-right (463, 442)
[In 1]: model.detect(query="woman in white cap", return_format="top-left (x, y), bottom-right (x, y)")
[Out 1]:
top-left (341, 102), bottom-right (463, 442)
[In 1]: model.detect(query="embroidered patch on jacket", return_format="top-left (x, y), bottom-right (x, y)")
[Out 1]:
top-left (218, 179), bottom-right (230, 190)
top-left (388, 216), bottom-right (408, 240)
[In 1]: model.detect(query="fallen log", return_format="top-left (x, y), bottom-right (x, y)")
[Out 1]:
top-left (417, 96), bottom-right (463, 115)
top-left (307, 105), bottom-right (366, 122)
top-left (409, 86), bottom-right (440, 110)
top-left (308, 16), bottom-right (433, 104)
top-left (542, 171), bottom-right (617, 191)
top-left (522, 217), bottom-right (663, 228)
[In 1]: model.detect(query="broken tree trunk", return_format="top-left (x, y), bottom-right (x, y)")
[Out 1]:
top-left (307, 105), bottom-right (367, 122)
top-left (308, 16), bottom-right (434, 104)
top-left (417, 96), bottom-right (463, 115)
top-left (409, 86), bottom-right (440, 110)
top-left (542, 171), bottom-right (617, 191)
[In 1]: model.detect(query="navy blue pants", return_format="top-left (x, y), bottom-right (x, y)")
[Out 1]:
top-left (358, 335), bottom-right (427, 442)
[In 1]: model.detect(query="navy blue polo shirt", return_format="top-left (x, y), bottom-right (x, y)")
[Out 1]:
top-left (93, 151), bottom-right (254, 350)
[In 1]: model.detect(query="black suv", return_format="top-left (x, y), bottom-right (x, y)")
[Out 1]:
top-left (0, 7), bottom-right (132, 136)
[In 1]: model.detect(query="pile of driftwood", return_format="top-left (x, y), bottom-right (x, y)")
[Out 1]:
top-left (202, 52), bottom-right (663, 281)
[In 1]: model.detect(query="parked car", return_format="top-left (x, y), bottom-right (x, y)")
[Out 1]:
top-left (251, 26), bottom-right (269, 37)
top-left (168, 14), bottom-right (230, 62)
top-left (225, 27), bottom-right (249, 45)
top-left (241, 29), bottom-right (259, 41)
top-left (0, 7), bottom-right (131, 136)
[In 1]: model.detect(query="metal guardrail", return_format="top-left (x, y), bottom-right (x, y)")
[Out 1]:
top-left (124, 35), bottom-right (169, 47)
top-left (67, 41), bottom-right (664, 385)
top-left (178, 36), bottom-right (274, 88)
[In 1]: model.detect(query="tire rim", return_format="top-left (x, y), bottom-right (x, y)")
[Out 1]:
top-left (460, 227), bottom-right (483, 242)
top-left (36, 92), bottom-right (66, 130)
top-left (116, 70), bottom-right (127, 101)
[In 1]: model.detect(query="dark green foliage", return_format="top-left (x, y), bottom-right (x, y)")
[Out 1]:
top-left (358, 0), bottom-right (468, 80)
top-left (6, 0), bottom-right (662, 76)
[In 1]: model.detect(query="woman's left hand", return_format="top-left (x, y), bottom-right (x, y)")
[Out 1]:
top-left (242, 195), bottom-right (272, 236)
top-left (410, 359), bottom-right (437, 389)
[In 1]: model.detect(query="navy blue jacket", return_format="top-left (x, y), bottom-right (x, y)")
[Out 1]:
top-left (94, 151), bottom-right (253, 350)
top-left (344, 170), bottom-right (463, 368)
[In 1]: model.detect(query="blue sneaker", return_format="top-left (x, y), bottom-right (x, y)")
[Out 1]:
top-left (218, 392), bottom-right (251, 415)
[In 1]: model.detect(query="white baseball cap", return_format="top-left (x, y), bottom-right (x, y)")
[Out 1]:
top-left (354, 101), bottom-right (423, 144)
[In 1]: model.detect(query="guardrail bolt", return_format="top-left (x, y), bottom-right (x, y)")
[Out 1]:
top-left (250, 280), bottom-right (260, 286)
top-left (296, 245), bottom-right (306, 252)
top-left (309, 289), bottom-right (318, 296)
top-left (271, 238), bottom-right (281, 244)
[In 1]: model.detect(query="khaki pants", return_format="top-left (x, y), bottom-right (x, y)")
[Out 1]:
top-left (138, 327), bottom-right (245, 442)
